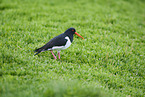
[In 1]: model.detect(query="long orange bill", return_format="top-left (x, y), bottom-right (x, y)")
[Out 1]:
top-left (75, 32), bottom-right (84, 39)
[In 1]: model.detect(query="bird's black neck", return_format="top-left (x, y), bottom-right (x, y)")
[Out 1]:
top-left (64, 32), bottom-right (74, 42)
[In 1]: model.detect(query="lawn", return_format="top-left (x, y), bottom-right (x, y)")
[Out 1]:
top-left (0, 0), bottom-right (145, 97)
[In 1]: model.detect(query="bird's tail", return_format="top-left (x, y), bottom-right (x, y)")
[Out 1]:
top-left (34, 47), bottom-right (43, 55)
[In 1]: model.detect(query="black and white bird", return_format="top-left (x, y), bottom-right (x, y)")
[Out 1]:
top-left (34, 28), bottom-right (84, 59)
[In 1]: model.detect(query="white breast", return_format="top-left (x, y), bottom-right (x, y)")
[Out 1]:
top-left (49, 36), bottom-right (72, 51)
top-left (63, 36), bottom-right (71, 49)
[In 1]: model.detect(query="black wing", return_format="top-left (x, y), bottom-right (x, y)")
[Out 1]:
top-left (43, 33), bottom-right (67, 50)
top-left (34, 33), bottom-right (67, 55)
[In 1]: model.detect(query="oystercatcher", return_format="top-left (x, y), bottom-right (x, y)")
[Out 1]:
top-left (34, 28), bottom-right (84, 59)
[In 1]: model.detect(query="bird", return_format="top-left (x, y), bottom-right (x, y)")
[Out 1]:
top-left (34, 27), bottom-right (84, 59)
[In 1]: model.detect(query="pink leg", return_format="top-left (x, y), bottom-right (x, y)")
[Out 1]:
top-left (58, 52), bottom-right (60, 59)
top-left (51, 51), bottom-right (57, 60)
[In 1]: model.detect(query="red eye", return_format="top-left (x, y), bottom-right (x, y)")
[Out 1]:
top-left (72, 29), bottom-right (74, 31)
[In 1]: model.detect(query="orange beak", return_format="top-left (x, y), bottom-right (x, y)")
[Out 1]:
top-left (75, 32), bottom-right (84, 39)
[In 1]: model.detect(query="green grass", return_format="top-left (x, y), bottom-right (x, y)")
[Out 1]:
top-left (0, 0), bottom-right (145, 97)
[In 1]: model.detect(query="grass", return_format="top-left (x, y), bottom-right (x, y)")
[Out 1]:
top-left (0, 0), bottom-right (145, 96)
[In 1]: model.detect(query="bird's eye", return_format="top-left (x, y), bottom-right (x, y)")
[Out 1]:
top-left (72, 29), bottom-right (74, 31)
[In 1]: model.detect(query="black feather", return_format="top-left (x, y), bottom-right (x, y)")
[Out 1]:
top-left (34, 47), bottom-right (43, 55)
top-left (34, 51), bottom-right (41, 55)
top-left (34, 48), bottom-right (40, 52)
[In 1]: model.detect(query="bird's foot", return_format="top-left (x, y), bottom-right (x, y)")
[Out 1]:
top-left (51, 51), bottom-right (57, 60)
top-left (58, 52), bottom-right (61, 59)
top-left (54, 56), bottom-right (57, 60)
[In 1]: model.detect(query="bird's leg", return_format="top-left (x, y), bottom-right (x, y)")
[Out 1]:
top-left (50, 51), bottom-right (57, 60)
top-left (58, 51), bottom-right (60, 59)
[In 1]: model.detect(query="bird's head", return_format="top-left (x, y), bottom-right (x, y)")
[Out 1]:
top-left (65, 27), bottom-right (84, 39)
